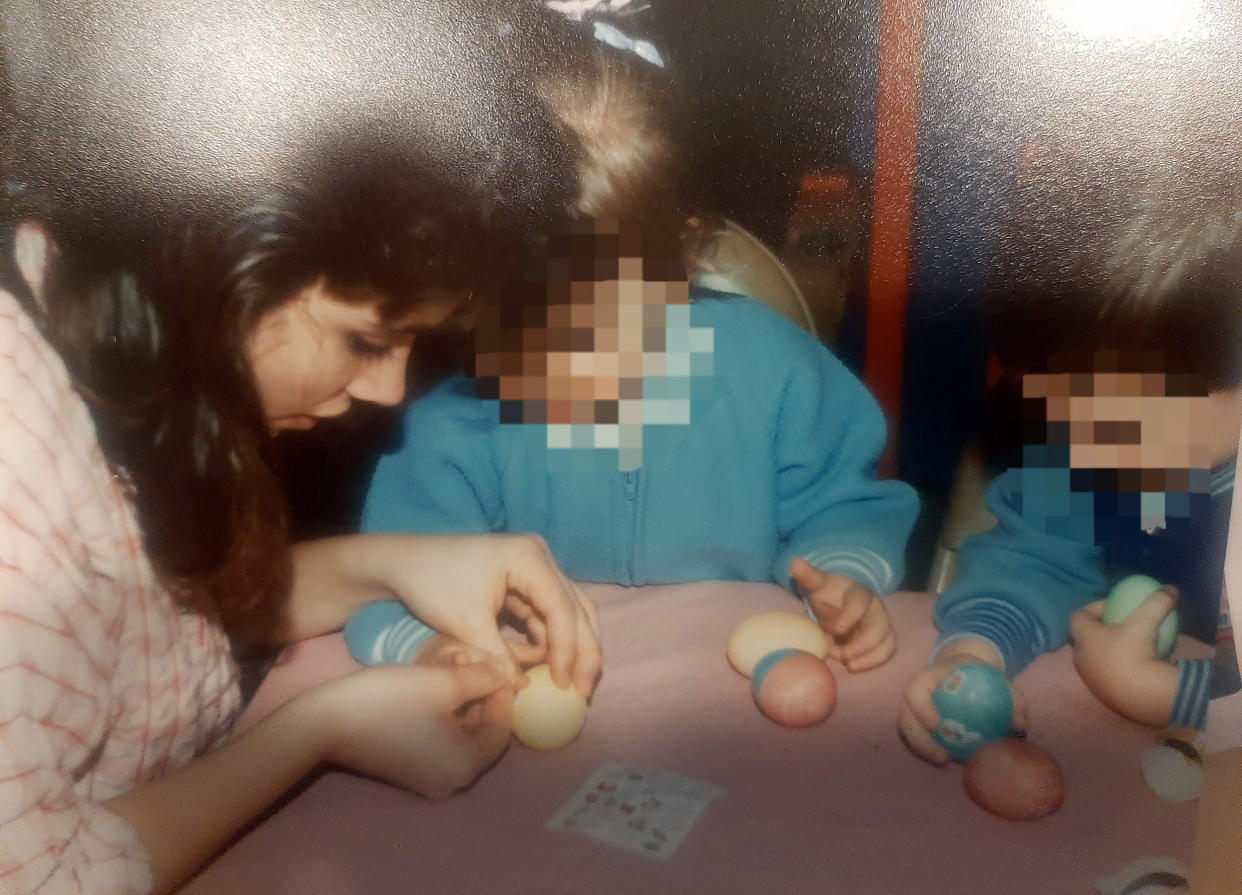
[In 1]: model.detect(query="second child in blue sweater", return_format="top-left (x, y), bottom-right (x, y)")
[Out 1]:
top-left (899, 160), bottom-right (1242, 764)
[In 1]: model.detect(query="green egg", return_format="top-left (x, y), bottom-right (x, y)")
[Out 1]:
top-left (1102, 574), bottom-right (1180, 659)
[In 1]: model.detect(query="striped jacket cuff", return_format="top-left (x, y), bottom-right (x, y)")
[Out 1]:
top-left (803, 547), bottom-right (896, 595)
top-left (344, 601), bottom-right (439, 666)
top-left (1170, 659), bottom-right (1212, 729)
top-left (932, 598), bottom-right (1048, 676)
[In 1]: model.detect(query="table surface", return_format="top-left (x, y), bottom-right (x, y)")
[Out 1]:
top-left (184, 583), bottom-right (1210, 895)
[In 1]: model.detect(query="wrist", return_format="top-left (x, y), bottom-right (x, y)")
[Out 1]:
top-left (1092, 660), bottom-right (1180, 728)
top-left (313, 535), bottom-right (401, 599)
top-left (933, 637), bottom-right (1004, 671)
top-left (286, 536), bottom-right (408, 640)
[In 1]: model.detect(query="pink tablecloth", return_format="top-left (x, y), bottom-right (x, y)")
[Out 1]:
top-left (184, 583), bottom-right (1209, 895)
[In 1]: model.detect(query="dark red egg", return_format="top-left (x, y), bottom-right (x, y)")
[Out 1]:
top-left (964, 739), bottom-right (1065, 820)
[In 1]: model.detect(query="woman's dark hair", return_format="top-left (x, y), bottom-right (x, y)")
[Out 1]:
top-left (987, 155), bottom-right (1242, 391)
top-left (0, 0), bottom-right (576, 648)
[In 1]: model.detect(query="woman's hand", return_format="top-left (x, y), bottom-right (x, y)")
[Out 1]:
top-left (386, 534), bottom-right (601, 696)
top-left (1069, 591), bottom-right (1180, 727)
top-left (897, 638), bottom-right (1028, 765)
top-left (310, 657), bottom-right (520, 800)
top-left (288, 534), bottom-right (602, 697)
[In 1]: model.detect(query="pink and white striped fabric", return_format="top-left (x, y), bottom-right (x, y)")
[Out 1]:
top-left (0, 288), bottom-right (241, 894)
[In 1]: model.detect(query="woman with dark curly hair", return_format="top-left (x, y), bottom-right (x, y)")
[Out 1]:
top-left (0, 2), bottom-right (601, 892)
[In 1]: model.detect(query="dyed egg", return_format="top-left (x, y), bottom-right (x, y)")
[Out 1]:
top-left (750, 649), bottom-right (838, 727)
top-left (1141, 738), bottom-right (1203, 803)
top-left (931, 663), bottom-right (1014, 762)
top-left (511, 664), bottom-right (587, 751)
top-left (1103, 574), bottom-right (1180, 659)
top-left (964, 739), bottom-right (1065, 820)
top-left (727, 611), bottom-right (830, 678)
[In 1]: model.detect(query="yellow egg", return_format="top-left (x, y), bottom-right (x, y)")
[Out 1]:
top-left (726, 611), bottom-right (830, 678)
top-left (511, 664), bottom-right (587, 751)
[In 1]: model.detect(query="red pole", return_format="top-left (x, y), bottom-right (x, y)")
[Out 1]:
top-left (865, 0), bottom-right (925, 477)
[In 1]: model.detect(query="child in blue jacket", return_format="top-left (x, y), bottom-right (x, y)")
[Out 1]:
top-left (346, 16), bottom-right (919, 676)
top-left (899, 161), bottom-right (1242, 764)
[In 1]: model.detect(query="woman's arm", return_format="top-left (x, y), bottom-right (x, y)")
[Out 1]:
top-left (104, 689), bottom-right (325, 894)
top-left (106, 658), bottom-right (517, 894)
top-left (283, 535), bottom-right (409, 640)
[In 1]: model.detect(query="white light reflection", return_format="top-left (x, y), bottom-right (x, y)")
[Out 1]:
top-left (1047, 0), bottom-right (1210, 43)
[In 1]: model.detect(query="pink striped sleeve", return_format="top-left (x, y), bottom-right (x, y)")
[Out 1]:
top-left (0, 572), bottom-right (153, 895)
top-left (0, 301), bottom-right (153, 894)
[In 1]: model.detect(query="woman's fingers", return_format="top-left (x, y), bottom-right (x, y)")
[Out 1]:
top-left (504, 536), bottom-right (582, 689)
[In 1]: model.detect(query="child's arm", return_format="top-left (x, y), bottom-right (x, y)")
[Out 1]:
top-left (899, 471), bottom-right (1102, 762)
top-left (932, 469), bottom-right (1107, 676)
top-left (766, 327), bottom-right (919, 605)
top-left (761, 330), bottom-right (918, 671)
top-left (1070, 591), bottom-right (1209, 728)
top-left (361, 374), bottom-right (505, 536)
top-left (769, 347), bottom-right (920, 596)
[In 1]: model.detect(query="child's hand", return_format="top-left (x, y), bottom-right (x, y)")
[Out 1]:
top-left (1070, 589), bottom-right (1181, 727)
top-left (896, 639), bottom-right (1029, 766)
top-left (791, 557), bottom-right (895, 672)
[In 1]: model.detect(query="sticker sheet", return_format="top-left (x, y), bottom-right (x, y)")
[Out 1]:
top-left (547, 762), bottom-right (724, 858)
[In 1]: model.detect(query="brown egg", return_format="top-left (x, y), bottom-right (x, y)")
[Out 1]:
top-left (963, 739), bottom-right (1065, 821)
top-left (752, 650), bottom-right (838, 727)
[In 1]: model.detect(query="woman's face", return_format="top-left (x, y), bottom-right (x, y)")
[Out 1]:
top-left (246, 278), bottom-right (461, 432)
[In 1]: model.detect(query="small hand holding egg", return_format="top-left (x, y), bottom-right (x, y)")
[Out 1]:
top-left (790, 558), bottom-right (896, 672)
top-left (897, 639), bottom-right (1030, 766)
top-left (1070, 588), bottom-right (1182, 727)
top-left (930, 662), bottom-right (1014, 762)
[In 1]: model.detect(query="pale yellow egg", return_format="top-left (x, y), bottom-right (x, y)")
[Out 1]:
top-left (726, 611), bottom-right (830, 678)
top-left (511, 664), bottom-right (588, 750)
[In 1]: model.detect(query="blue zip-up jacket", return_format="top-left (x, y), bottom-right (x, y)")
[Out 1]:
top-left (933, 459), bottom-right (1235, 728)
top-left (356, 294), bottom-right (918, 649)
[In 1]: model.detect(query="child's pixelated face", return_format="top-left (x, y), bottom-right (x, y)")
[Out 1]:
top-left (472, 219), bottom-right (713, 471)
top-left (1023, 364), bottom-right (1214, 472)
top-left (532, 273), bottom-right (690, 422)
top-left (1016, 350), bottom-right (1221, 536)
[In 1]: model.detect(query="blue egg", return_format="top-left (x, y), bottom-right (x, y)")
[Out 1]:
top-left (931, 662), bottom-right (1014, 762)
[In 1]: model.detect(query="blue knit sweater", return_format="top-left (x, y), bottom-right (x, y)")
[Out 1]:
top-left (933, 460), bottom-right (1235, 728)
top-left (346, 293), bottom-right (919, 665)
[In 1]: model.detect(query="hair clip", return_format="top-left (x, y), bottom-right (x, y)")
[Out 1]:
top-left (591, 20), bottom-right (665, 68)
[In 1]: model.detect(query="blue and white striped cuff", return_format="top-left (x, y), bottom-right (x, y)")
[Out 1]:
top-left (803, 546), bottom-right (895, 594)
top-left (1210, 461), bottom-right (1234, 497)
top-left (1170, 659), bottom-right (1212, 729)
top-left (931, 598), bottom-right (1048, 676)
top-left (344, 600), bottom-right (439, 666)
